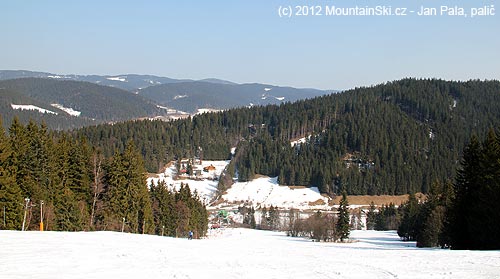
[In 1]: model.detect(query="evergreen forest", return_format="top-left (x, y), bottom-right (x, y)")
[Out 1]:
top-left (74, 79), bottom-right (500, 195)
top-left (0, 118), bottom-right (207, 237)
top-left (394, 129), bottom-right (500, 250)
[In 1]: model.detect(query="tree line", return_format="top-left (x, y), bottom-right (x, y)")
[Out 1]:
top-left (368, 130), bottom-right (500, 250)
top-left (73, 79), bottom-right (500, 196)
top-left (0, 117), bottom-right (207, 238)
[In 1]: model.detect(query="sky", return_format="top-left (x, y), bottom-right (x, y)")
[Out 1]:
top-left (1, 0), bottom-right (499, 90)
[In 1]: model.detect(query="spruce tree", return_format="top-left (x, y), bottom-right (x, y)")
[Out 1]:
top-left (336, 190), bottom-right (350, 241)
top-left (0, 117), bottom-right (23, 230)
top-left (103, 141), bottom-right (153, 233)
top-left (398, 193), bottom-right (421, 241)
top-left (366, 201), bottom-right (376, 230)
top-left (250, 207), bottom-right (256, 229)
top-left (447, 130), bottom-right (500, 249)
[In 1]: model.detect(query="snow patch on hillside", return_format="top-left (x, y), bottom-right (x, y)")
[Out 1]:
top-left (144, 79), bottom-right (161, 85)
top-left (220, 176), bottom-right (330, 210)
top-left (173, 95), bottom-right (188, 100)
top-left (195, 108), bottom-right (222, 115)
top-left (106, 76), bottom-right (127, 82)
top-left (148, 160), bottom-right (331, 210)
top-left (51, 104), bottom-right (81, 116)
top-left (261, 93), bottom-right (285, 101)
top-left (11, 104), bottom-right (57, 115)
top-left (291, 135), bottom-right (313, 147)
top-left (429, 129), bottom-right (435, 140)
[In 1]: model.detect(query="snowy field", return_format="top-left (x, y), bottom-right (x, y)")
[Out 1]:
top-left (222, 176), bottom-right (330, 210)
top-left (1, 229), bottom-right (499, 279)
top-left (147, 160), bottom-right (330, 210)
top-left (147, 160), bottom-right (230, 204)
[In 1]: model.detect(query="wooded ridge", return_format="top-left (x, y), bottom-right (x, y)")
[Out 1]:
top-left (73, 78), bottom-right (500, 195)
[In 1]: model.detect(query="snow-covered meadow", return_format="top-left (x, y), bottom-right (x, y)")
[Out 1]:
top-left (147, 161), bottom-right (330, 210)
top-left (222, 176), bottom-right (330, 210)
top-left (1, 229), bottom-right (498, 279)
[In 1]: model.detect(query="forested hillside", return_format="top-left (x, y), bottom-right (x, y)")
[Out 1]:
top-left (0, 87), bottom-right (95, 130)
top-left (73, 79), bottom-right (500, 195)
top-left (0, 70), bottom-right (190, 91)
top-left (138, 81), bottom-right (327, 113)
top-left (0, 78), bottom-right (163, 129)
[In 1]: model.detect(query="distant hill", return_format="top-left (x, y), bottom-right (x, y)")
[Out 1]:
top-left (0, 71), bottom-right (331, 114)
top-left (0, 78), bottom-right (162, 129)
top-left (0, 70), bottom-right (191, 91)
top-left (138, 81), bottom-right (328, 113)
top-left (198, 78), bottom-right (238, 85)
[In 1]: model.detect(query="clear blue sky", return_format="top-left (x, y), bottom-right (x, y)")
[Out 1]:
top-left (1, 0), bottom-right (499, 89)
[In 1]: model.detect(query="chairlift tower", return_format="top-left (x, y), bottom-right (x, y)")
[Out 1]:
top-left (40, 200), bottom-right (44, 231)
top-left (21, 198), bottom-right (30, 231)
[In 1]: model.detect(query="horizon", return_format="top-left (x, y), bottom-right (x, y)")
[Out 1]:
top-left (1, 1), bottom-right (498, 90)
top-left (2, 68), bottom-right (499, 92)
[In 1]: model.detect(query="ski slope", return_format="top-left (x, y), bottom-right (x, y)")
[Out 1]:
top-left (147, 160), bottom-right (330, 210)
top-left (1, 229), bottom-right (498, 279)
top-left (221, 176), bottom-right (330, 210)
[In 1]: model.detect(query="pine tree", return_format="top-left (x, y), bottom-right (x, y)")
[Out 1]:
top-left (260, 206), bottom-right (268, 229)
top-left (268, 205), bottom-right (280, 230)
top-left (366, 201), bottom-right (376, 230)
top-left (398, 192), bottom-right (421, 241)
top-left (447, 130), bottom-right (500, 249)
top-left (417, 205), bottom-right (446, 248)
top-left (0, 117), bottom-right (23, 230)
top-left (250, 207), bottom-right (256, 229)
top-left (54, 187), bottom-right (83, 231)
top-left (103, 141), bottom-right (153, 233)
top-left (336, 190), bottom-right (350, 241)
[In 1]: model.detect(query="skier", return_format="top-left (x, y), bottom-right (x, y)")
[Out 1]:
top-left (188, 230), bottom-right (193, 240)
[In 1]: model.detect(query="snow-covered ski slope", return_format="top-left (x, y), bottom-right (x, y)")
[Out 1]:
top-left (1, 229), bottom-right (498, 279)
top-left (148, 161), bottom-right (330, 210)
top-left (222, 176), bottom-right (330, 210)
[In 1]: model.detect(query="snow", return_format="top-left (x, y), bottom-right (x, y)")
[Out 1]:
top-left (106, 76), bottom-right (127, 82)
top-left (148, 161), bottom-right (330, 210)
top-left (291, 136), bottom-right (310, 147)
top-left (195, 108), bottom-right (222, 115)
top-left (290, 137), bottom-right (306, 146)
top-left (51, 104), bottom-right (81, 117)
top-left (147, 160), bottom-right (230, 204)
top-left (156, 105), bottom-right (188, 115)
top-left (173, 95), bottom-right (188, 100)
top-left (429, 129), bottom-right (435, 140)
top-left (144, 79), bottom-right (161, 85)
top-left (1, 229), bottom-right (498, 279)
top-left (221, 176), bottom-right (329, 210)
top-left (11, 104), bottom-right (57, 115)
top-left (261, 93), bottom-right (285, 101)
